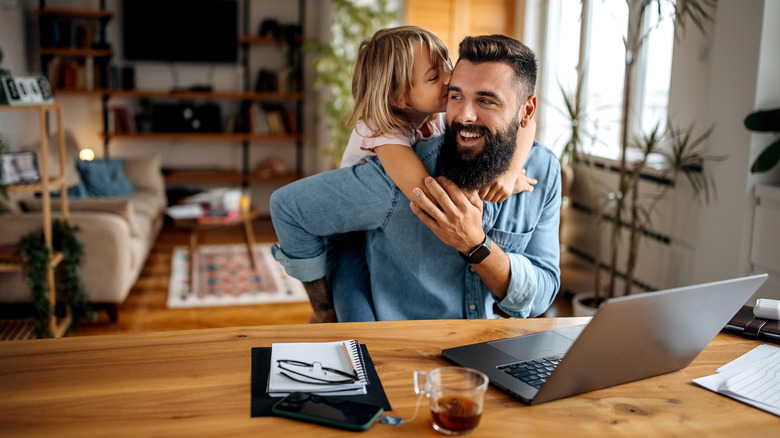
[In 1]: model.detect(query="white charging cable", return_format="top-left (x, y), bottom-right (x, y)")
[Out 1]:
top-left (378, 392), bottom-right (426, 427)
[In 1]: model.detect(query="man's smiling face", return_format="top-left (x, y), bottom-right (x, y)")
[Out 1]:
top-left (438, 60), bottom-right (523, 191)
top-left (445, 60), bottom-right (522, 159)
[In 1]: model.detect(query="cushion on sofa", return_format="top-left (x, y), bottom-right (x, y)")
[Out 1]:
top-left (76, 159), bottom-right (136, 197)
top-left (122, 155), bottom-right (164, 199)
top-left (21, 198), bottom-right (141, 237)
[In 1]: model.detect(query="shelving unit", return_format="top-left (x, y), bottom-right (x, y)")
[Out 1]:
top-left (35, 0), bottom-right (307, 196)
top-left (37, 2), bottom-right (113, 93)
top-left (0, 103), bottom-right (71, 339)
top-left (240, 0), bottom-right (306, 184)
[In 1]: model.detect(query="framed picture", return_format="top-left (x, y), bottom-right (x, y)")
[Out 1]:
top-left (1, 151), bottom-right (41, 185)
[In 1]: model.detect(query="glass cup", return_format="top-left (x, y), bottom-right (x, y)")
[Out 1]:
top-left (414, 367), bottom-right (489, 435)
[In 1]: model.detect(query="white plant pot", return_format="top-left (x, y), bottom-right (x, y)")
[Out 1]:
top-left (572, 292), bottom-right (601, 317)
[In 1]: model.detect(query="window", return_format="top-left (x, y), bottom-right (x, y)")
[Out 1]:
top-left (538, 0), bottom-right (675, 160)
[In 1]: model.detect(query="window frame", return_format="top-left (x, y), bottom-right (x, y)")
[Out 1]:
top-left (537, 0), bottom-right (676, 162)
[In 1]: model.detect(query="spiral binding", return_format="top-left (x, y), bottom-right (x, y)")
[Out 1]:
top-left (346, 340), bottom-right (369, 383)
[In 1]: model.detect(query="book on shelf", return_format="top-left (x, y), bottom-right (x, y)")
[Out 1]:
top-left (254, 69), bottom-right (278, 92)
top-left (0, 243), bottom-right (20, 263)
top-left (265, 109), bottom-right (286, 135)
top-left (109, 106), bottom-right (135, 134)
top-left (280, 107), bottom-right (296, 134)
top-left (41, 16), bottom-right (98, 50)
top-left (249, 102), bottom-right (270, 135)
top-left (248, 103), bottom-right (292, 135)
top-left (47, 57), bottom-right (104, 91)
top-left (84, 57), bottom-right (94, 90)
top-left (267, 340), bottom-right (369, 397)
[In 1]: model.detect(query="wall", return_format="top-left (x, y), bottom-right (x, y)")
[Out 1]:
top-left (0, 0), bottom-right (40, 148)
top-left (691, 0), bottom-right (780, 292)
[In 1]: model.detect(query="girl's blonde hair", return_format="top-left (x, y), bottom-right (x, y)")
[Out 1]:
top-left (347, 26), bottom-right (452, 137)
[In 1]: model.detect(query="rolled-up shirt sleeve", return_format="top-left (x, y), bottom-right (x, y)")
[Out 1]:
top-left (491, 153), bottom-right (562, 318)
top-left (269, 161), bottom-right (396, 282)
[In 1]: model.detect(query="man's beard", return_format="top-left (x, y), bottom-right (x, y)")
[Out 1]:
top-left (438, 117), bottom-right (519, 191)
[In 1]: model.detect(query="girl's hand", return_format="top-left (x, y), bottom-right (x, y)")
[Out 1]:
top-left (479, 168), bottom-right (537, 203)
top-left (479, 117), bottom-right (537, 203)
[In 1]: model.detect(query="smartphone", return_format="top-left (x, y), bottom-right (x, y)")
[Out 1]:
top-left (272, 392), bottom-right (384, 431)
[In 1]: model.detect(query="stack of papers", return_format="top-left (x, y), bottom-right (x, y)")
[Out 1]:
top-left (165, 203), bottom-right (203, 219)
top-left (267, 340), bottom-right (369, 397)
top-left (693, 344), bottom-right (780, 416)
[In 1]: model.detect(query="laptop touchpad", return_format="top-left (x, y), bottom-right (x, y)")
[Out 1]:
top-left (489, 331), bottom-right (573, 362)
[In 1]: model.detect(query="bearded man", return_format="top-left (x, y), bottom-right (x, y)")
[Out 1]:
top-left (270, 34), bottom-right (561, 322)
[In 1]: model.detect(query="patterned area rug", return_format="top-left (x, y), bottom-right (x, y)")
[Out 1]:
top-left (167, 243), bottom-right (307, 308)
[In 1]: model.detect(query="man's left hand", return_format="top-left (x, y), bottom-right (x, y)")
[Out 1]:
top-left (410, 176), bottom-right (485, 253)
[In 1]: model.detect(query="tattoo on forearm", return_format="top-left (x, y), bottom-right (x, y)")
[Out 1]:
top-left (303, 277), bottom-right (334, 312)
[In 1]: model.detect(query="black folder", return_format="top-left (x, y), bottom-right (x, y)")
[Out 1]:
top-left (250, 344), bottom-right (392, 417)
top-left (723, 305), bottom-right (780, 344)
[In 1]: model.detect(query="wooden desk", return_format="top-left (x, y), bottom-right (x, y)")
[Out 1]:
top-left (0, 318), bottom-right (776, 437)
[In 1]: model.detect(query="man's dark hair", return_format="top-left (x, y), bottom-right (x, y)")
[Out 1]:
top-left (457, 34), bottom-right (537, 101)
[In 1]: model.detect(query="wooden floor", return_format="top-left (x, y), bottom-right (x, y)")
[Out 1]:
top-left (72, 218), bottom-right (577, 337)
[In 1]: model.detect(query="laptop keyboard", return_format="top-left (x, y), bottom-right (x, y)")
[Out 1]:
top-left (498, 354), bottom-right (565, 389)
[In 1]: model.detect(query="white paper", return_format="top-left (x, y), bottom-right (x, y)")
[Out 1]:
top-left (719, 350), bottom-right (780, 406)
top-left (165, 204), bottom-right (203, 219)
top-left (693, 344), bottom-right (780, 417)
top-left (717, 344), bottom-right (779, 373)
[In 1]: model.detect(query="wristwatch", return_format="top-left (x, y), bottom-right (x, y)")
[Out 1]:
top-left (459, 234), bottom-right (492, 264)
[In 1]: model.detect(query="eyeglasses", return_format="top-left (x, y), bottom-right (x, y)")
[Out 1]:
top-left (276, 359), bottom-right (358, 385)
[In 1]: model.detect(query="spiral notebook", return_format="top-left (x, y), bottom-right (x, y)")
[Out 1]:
top-left (267, 339), bottom-right (368, 396)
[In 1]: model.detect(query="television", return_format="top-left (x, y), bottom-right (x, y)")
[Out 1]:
top-left (122, 0), bottom-right (238, 64)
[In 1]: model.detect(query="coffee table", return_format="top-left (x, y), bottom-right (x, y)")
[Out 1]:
top-left (172, 208), bottom-right (261, 295)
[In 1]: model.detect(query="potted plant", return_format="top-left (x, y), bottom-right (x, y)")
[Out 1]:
top-left (17, 219), bottom-right (90, 338)
top-left (565, 0), bottom-right (719, 314)
top-left (745, 107), bottom-right (780, 173)
top-left (305, 0), bottom-right (398, 166)
top-left (569, 119), bottom-right (720, 316)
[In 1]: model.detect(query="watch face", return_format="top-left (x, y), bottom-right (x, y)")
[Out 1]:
top-left (470, 245), bottom-right (491, 264)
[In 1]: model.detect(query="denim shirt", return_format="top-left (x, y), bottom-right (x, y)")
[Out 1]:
top-left (271, 136), bottom-right (561, 320)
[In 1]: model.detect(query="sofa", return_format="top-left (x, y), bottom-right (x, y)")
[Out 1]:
top-left (0, 132), bottom-right (166, 320)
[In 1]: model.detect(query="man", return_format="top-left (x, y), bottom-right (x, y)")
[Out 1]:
top-left (271, 34), bottom-right (561, 322)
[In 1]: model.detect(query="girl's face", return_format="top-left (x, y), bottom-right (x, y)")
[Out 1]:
top-left (404, 43), bottom-right (450, 116)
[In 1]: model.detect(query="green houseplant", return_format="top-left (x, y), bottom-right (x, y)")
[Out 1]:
top-left (17, 220), bottom-right (90, 338)
top-left (558, 0), bottom-right (720, 311)
top-left (745, 107), bottom-right (780, 173)
top-left (595, 0), bottom-right (717, 305)
top-left (305, 0), bottom-right (398, 165)
top-left (564, 109), bottom-right (720, 313)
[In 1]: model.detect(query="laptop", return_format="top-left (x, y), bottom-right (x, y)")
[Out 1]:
top-left (443, 274), bottom-right (768, 405)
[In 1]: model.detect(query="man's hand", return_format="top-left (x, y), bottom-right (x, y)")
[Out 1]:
top-left (409, 176), bottom-right (485, 254)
